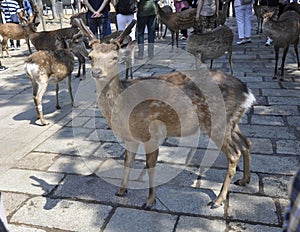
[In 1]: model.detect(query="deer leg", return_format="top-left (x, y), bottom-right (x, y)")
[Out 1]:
top-left (280, 47), bottom-right (289, 81)
top-left (293, 41), bottom-right (300, 71)
top-left (66, 75), bottom-right (74, 106)
top-left (116, 142), bottom-right (138, 197)
top-left (163, 25), bottom-right (167, 39)
top-left (26, 37), bottom-right (32, 54)
top-left (2, 38), bottom-right (10, 58)
top-left (81, 62), bottom-right (86, 80)
top-left (55, 83), bottom-right (61, 109)
top-left (273, 47), bottom-right (279, 79)
top-left (35, 82), bottom-right (48, 126)
top-left (228, 50), bottom-right (234, 76)
top-left (176, 31), bottom-right (179, 48)
top-left (75, 62), bottom-right (81, 78)
top-left (232, 125), bottom-right (252, 186)
top-left (210, 59), bottom-right (213, 69)
top-left (171, 31), bottom-right (175, 49)
top-left (30, 78), bottom-right (39, 119)
top-left (142, 145), bottom-right (159, 209)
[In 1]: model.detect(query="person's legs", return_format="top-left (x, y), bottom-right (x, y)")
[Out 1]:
top-left (244, 5), bottom-right (252, 39)
top-left (235, 6), bottom-right (245, 40)
top-left (147, 15), bottom-right (156, 58)
top-left (137, 16), bottom-right (147, 58)
top-left (101, 16), bottom-right (109, 37)
top-left (88, 18), bottom-right (99, 38)
top-left (117, 14), bottom-right (127, 31)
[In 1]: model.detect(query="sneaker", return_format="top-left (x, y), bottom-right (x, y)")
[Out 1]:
top-left (244, 38), bottom-right (252, 43)
top-left (10, 45), bottom-right (15, 50)
top-left (0, 66), bottom-right (8, 71)
top-left (236, 40), bottom-right (245, 45)
top-left (16, 46), bottom-right (21, 50)
top-left (181, 35), bottom-right (188, 40)
top-left (265, 38), bottom-right (272, 46)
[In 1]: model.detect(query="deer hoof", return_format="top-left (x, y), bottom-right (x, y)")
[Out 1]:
top-left (141, 199), bottom-right (156, 210)
top-left (234, 179), bottom-right (250, 186)
top-left (272, 76), bottom-right (277, 80)
top-left (207, 201), bottom-right (222, 209)
top-left (56, 105), bottom-right (61, 110)
top-left (279, 78), bottom-right (285, 82)
top-left (115, 188), bottom-right (127, 197)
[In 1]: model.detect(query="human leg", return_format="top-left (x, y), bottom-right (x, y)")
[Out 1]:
top-left (137, 16), bottom-right (147, 58)
top-left (235, 6), bottom-right (245, 41)
top-left (147, 15), bottom-right (156, 58)
top-left (244, 5), bottom-right (252, 39)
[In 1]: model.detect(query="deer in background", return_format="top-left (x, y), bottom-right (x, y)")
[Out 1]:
top-left (155, 2), bottom-right (196, 48)
top-left (263, 10), bottom-right (300, 81)
top-left (24, 35), bottom-right (75, 126)
top-left (253, 4), bottom-right (277, 34)
top-left (187, 25), bottom-right (234, 75)
top-left (156, 4), bottom-right (173, 39)
top-left (77, 18), bottom-right (255, 209)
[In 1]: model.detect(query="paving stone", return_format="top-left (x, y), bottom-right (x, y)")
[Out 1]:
top-left (249, 154), bottom-right (300, 175)
top-left (240, 125), bottom-right (296, 139)
top-left (262, 89), bottom-right (300, 97)
top-left (93, 142), bottom-right (125, 158)
top-left (83, 117), bottom-right (111, 129)
top-left (228, 193), bottom-right (278, 225)
top-left (67, 116), bottom-right (91, 127)
top-left (228, 223), bottom-right (282, 232)
top-left (136, 146), bottom-right (191, 165)
top-left (189, 148), bottom-right (228, 168)
top-left (268, 96), bottom-right (300, 105)
top-left (35, 127), bottom-right (97, 156)
top-left (251, 138), bottom-right (273, 154)
top-left (251, 115), bottom-right (285, 126)
top-left (53, 174), bottom-right (148, 207)
top-left (48, 155), bottom-right (100, 175)
top-left (2, 192), bottom-right (30, 217)
top-left (104, 207), bottom-right (176, 232)
top-left (0, 169), bottom-right (64, 195)
top-left (10, 197), bottom-right (112, 232)
top-left (287, 116), bottom-right (300, 127)
top-left (154, 185), bottom-right (224, 217)
top-left (200, 169), bottom-right (259, 194)
top-left (88, 129), bottom-right (119, 142)
top-left (263, 175), bottom-right (292, 198)
top-left (253, 105), bottom-right (299, 116)
top-left (277, 198), bottom-right (290, 220)
top-left (247, 81), bottom-right (280, 89)
top-left (176, 216), bottom-right (226, 232)
top-left (8, 224), bottom-right (46, 232)
top-left (276, 140), bottom-right (300, 155)
top-left (13, 152), bottom-right (59, 171)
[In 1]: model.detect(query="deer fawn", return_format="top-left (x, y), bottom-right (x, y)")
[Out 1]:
top-left (76, 19), bottom-right (255, 209)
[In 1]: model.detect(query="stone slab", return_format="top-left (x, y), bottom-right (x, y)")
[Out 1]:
top-left (10, 197), bottom-right (112, 232)
top-left (229, 223), bottom-right (282, 232)
top-left (263, 175), bottom-right (293, 198)
top-left (176, 216), bottom-right (226, 232)
top-left (104, 207), bottom-right (177, 232)
top-left (0, 169), bottom-right (64, 195)
top-left (228, 193), bottom-right (279, 225)
top-left (276, 140), bottom-right (300, 155)
top-left (240, 125), bottom-right (296, 139)
top-left (1, 192), bottom-right (30, 217)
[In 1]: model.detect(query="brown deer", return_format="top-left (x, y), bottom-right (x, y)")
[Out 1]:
top-left (155, 2), bottom-right (196, 48)
top-left (156, 4), bottom-right (173, 39)
top-left (24, 35), bottom-right (75, 126)
top-left (77, 19), bottom-right (255, 209)
top-left (263, 10), bottom-right (300, 81)
top-left (253, 4), bottom-right (277, 34)
top-left (187, 25), bottom-right (234, 75)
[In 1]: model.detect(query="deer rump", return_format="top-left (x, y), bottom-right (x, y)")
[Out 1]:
top-left (98, 71), bottom-right (253, 143)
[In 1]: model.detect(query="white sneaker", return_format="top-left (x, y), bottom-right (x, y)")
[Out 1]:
top-left (236, 40), bottom-right (245, 45)
top-left (265, 38), bottom-right (272, 46)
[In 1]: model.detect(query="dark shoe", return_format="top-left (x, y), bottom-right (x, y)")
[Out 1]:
top-left (0, 66), bottom-right (8, 71)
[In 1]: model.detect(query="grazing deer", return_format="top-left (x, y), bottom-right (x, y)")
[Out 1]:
top-left (76, 19), bottom-right (255, 209)
top-left (263, 10), bottom-right (300, 81)
top-left (24, 36), bottom-right (75, 125)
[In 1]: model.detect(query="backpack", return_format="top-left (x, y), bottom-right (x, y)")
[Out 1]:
top-left (116, 0), bottom-right (136, 15)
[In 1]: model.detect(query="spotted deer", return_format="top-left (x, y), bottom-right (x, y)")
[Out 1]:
top-left (76, 19), bottom-right (255, 209)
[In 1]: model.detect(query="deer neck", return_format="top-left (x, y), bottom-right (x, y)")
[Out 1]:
top-left (95, 75), bottom-right (123, 128)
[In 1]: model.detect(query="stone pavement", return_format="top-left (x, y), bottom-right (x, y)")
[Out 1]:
top-left (0, 15), bottom-right (299, 232)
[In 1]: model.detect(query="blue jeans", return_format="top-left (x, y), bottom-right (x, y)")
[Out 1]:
top-left (88, 16), bottom-right (108, 39)
top-left (137, 15), bottom-right (156, 57)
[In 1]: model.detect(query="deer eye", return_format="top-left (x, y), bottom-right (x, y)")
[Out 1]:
top-left (111, 56), bottom-right (118, 62)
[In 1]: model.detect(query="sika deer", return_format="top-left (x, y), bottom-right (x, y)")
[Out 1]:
top-left (187, 25), bottom-right (234, 75)
top-left (253, 4), bottom-right (277, 34)
top-left (24, 36), bottom-right (75, 126)
top-left (155, 2), bottom-right (196, 48)
top-left (77, 19), bottom-right (255, 209)
top-left (263, 10), bottom-right (300, 81)
top-left (156, 4), bottom-right (173, 39)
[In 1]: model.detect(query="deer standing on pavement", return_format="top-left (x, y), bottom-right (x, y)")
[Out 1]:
top-left (24, 36), bottom-right (75, 126)
top-left (76, 19), bottom-right (255, 209)
top-left (263, 10), bottom-right (300, 81)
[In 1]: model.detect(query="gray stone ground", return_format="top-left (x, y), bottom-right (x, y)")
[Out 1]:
top-left (0, 13), bottom-right (299, 232)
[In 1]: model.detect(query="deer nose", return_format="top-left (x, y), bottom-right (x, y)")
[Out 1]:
top-left (91, 69), bottom-right (102, 78)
